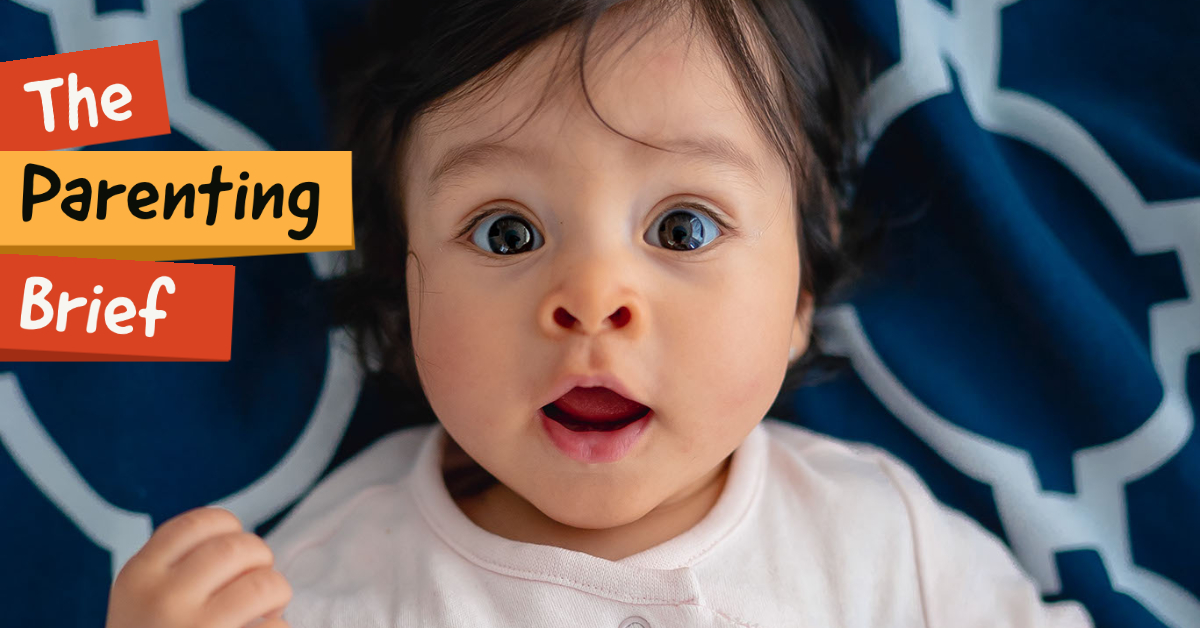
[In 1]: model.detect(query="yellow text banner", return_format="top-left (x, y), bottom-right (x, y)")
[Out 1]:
top-left (0, 151), bottom-right (353, 261)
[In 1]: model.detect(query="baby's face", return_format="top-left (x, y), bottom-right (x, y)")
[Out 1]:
top-left (401, 10), bottom-right (807, 529)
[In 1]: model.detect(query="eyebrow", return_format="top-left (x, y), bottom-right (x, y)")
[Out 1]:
top-left (425, 134), bottom-right (766, 198)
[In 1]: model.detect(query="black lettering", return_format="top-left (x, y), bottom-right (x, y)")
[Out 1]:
top-left (288, 182), bottom-right (319, 241)
top-left (61, 178), bottom-right (92, 221)
top-left (164, 183), bottom-right (195, 220)
top-left (252, 183), bottom-right (284, 219)
top-left (235, 184), bottom-right (249, 219)
top-left (236, 173), bottom-right (251, 219)
top-left (128, 182), bottom-right (159, 219)
top-left (197, 165), bottom-right (232, 226)
top-left (97, 180), bottom-right (127, 221)
top-left (22, 163), bottom-right (60, 222)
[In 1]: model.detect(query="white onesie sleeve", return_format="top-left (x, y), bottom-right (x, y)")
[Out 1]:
top-left (871, 451), bottom-right (1095, 628)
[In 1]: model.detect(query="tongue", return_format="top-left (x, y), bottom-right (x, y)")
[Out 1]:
top-left (553, 387), bottom-right (647, 420)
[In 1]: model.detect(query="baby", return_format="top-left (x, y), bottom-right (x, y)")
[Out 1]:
top-left (104, 0), bottom-right (1096, 626)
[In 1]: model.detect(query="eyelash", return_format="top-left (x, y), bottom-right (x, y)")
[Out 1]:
top-left (453, 201), bottom-right (734, 244)
top-left (667, 200), bottom-right (734, 232)
top-left (453, 206), bottom-right (519, 242)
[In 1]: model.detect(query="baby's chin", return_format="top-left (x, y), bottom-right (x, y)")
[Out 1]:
top-left (538, 494), bottom-right (662, 532)
top-left (524, 465), bottom-right (711, 532)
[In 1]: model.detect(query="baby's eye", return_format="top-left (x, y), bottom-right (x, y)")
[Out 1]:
top-left (646, 208), bottom-right (721, 251)
top-left (471, 213), bottom-right (544, 255)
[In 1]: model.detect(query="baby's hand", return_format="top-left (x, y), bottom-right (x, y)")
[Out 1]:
top-left (105, 507), bottom-right (293, 628)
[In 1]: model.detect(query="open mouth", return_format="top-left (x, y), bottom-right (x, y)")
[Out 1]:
top-left (541, 386), bottom-right (652, 432)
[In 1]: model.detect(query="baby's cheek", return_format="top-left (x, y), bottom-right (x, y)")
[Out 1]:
top-left (411, 283), bottom-right (498, 408)
top-left (714, 330), bottom-right (785, 416)
top-left (411, 273), bottom-right (541, 431)
top-left (692, 284), bottom-right (792, 420)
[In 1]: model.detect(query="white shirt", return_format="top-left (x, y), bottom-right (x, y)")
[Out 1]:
top-left (265, 419), bottom-right (1093, 628)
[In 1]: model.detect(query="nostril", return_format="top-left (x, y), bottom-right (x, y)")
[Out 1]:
top-left (553, 307), bottom-right (577, 329)
top-left (609, 306), bottom-right (631, 328)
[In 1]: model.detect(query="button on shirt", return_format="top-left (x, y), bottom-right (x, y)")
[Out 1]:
top-left (265, 419), bottom-right (1093, 627)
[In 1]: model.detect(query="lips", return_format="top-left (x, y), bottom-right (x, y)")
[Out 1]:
top-left (542, 386), bottom-right (652, 432)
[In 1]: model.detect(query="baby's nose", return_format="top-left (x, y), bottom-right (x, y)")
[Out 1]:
top-left (536, 257), bottom-right (644, 338)
top-left (551, 304), bottom-right (633, 333)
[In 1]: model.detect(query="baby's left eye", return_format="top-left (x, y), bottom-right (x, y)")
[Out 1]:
top-left (470, 213), bottom-right (544, 255)
top-left (646, 208), bottom-right (721, 251)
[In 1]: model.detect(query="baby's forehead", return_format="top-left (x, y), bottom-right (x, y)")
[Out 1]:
top-left (404, 9), bottom-right (780, 197)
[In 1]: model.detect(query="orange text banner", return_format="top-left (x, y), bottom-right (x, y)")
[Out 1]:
top-left (0, 254), bottom-right (234, 361)
top-left (0, 41), bottom-right (170, 151)
top-left (0, 151), bottom-right (353, 261)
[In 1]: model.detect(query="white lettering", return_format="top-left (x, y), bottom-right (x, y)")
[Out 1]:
top-left (100, 83), bottom-right (132, 121)
top-left (56, 291), bottom-right (87, 332)
top-left (104, 297), bottom-right (136, 335)
top-left (139, 276), bottom-right (174, 337)
top-left (23, 79), bottom-right (64, 132)
top-left (19, 277), bottom-right (54, 330)
top-left (68, 72), bottom-right (97, 131)
top-left (17, 278), bottom-right (175, 336)
top-left (86, 285), bottom-right (103, 333)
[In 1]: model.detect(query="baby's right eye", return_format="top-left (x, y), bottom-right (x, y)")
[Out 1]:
top-left (470, 213), bottom-right (544, 255)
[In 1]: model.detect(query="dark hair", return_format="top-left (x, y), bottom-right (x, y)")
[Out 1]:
top-left (323, 0), bottom-right (874, 424)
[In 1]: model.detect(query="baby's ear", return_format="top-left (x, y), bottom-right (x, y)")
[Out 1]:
top-left (789, 290), bottom-right (815, 362)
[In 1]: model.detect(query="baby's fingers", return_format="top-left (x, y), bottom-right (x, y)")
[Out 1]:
top-left (205, 566), bottom-right (293, 628)
top-left (138, 507), bottom-right (244, 570)
top-left (169, 531), bottom-right (274, 596)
